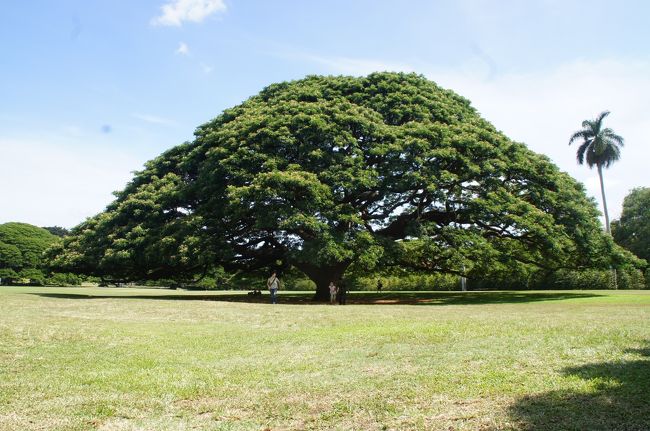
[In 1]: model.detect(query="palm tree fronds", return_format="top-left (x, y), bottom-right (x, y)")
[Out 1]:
top-left (602, 128), bottom-right (624, 146)
top-left (581, 119), bottom-right (594, 129)
top-left (576, 141), bottom-right (591, 165)
top-left (569, 130), bottom-right (591, 145)
top-left (601, 145), bottom-right (621, 168)
top-left (569, 110), bottom-right (623, 235)
top-left (595, 110), bottom-right (611, 125)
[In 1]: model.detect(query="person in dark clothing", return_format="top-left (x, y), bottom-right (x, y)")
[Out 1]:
top-left (337, 278), bottom-right (347, 305)
top-left (377, 279), bottom-right (383, 292)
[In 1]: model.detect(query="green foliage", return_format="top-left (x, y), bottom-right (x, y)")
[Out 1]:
top-left (42, 226), bottom-right (70, 237)
top-left (46, 272), bottom-right (83, 286)
top-left (0, 222), bottom-right (60, 284)
top-left (0, 222), bottom-right (81, 285)
top-left (0, 242), bottom-right (22, 269)
top-left (351, 273), bottom-right (458, 291)
top-left (48, 150), bottom-right (214, 283)
top-left (469, 266), bottom-right (646, 290)
top-left (542, 269), bottom-right (612, 290)
top-left (615, 265), bottom-right (647, 290)
top-left (52, 73), bottom-right (638, 297)
top-left (612, 187), bottom-right (650, 263)
top-left (0, 268), bottom-right (19, 279)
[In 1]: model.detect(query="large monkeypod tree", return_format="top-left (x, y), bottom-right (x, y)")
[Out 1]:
top-left (52, 73), bottom-right (634, 299)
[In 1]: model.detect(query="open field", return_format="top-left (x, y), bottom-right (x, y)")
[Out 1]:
top-left (1, 287), bottom-right (649, 430)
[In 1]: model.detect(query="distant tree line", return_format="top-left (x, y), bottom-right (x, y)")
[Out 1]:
top-left (0, 222), bottom-right (80, 286)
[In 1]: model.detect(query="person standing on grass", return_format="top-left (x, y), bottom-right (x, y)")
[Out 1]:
top-left (329, 281), bottom-right (338, 304)
top-left (267, 271), bottom-right (280, 304)
top-left (377, 279), bottom-right (383, 293)
top-left (337, 278), bottom-right (347, 305)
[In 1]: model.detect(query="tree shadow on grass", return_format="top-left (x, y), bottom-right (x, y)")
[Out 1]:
top-left (508, 344), bottom-right (650, 431)
top-left (363, 291), bottom-right (601, 306)
top-left (29, 290), bottom-right (600, 306)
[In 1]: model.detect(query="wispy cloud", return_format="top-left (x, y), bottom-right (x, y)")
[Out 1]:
top-left (132, 113), bottom-right (175, 125)
top-left (151, 0), bottom-right (227, 27)
top-left (200, 62), bottom-right (214, 74)
top-left (172, 41), bottom-right (213, 75)
top-left (175, 42), bottom-right (190, 55)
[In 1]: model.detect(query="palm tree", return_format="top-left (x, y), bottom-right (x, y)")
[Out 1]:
top-left (569, 111), bottom-right (624, 234)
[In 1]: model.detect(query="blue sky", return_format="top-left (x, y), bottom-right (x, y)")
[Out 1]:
top-left (1, 0), bottom-right (649, 228)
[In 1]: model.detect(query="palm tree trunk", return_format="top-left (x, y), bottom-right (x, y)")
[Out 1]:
top-left (597, 163), bottom-right (611, 234)
top-left (597, 163), bottom-right (617, 289)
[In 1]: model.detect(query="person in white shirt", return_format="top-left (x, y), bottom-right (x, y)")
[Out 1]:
top-left (266, 271), bottom-right (280, 304)
top-left (329, 281), bottom-right (338, 304)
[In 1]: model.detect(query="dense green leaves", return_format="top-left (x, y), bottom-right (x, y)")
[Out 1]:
top-left (612, 187), bottom-right (650, 263)
top-left (42, 226), bottom-right (70, 237)
top-left (51, 73), bottom-right (637, 297)
top-left (49, 152), bottom-right (213, 282)
top-left (0, 222), bottom-right (59, 284)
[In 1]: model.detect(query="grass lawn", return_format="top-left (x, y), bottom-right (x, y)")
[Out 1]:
top-left (1, 287), bottom-right (649, 430)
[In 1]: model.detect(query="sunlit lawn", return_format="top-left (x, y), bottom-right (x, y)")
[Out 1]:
top-left (1, 286), bottom-right (649, 430)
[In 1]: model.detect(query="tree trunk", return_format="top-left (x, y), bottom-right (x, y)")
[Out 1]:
top-left (597, 164), bottom-right (611, 234)
top-left (597, 163), bottom-right (617, 289)
top-left (296, 262), bottom-right (350, 302)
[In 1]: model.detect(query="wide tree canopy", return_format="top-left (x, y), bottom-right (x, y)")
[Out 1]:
top-left (0, 222), bottom-right (59, 283)
top-left (51, 72), bottom-right (634, 298)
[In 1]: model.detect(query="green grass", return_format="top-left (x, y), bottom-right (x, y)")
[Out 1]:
top-left (1, 287), bottom-right (649, 430)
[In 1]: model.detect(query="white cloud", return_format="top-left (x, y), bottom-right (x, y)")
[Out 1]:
top-left (175, 42), bottom-right (190, 55)
top-left (424, 57), bottom-right (650, 224)
top-left (0, 137), bottom-right (140, 228)
top-left (151, 0), bottom-right (227, 27)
